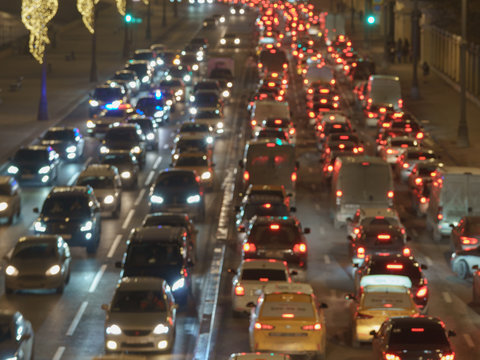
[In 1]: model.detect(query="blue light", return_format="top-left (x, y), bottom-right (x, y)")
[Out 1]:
top-left (105, 103), bottom-right (119, 110)
top-left (155, 105), bottom-right (162, 110)
top-left (155, 90), bottom-right (162, 100)
top-left (136, 109), bottom-right (144, 115)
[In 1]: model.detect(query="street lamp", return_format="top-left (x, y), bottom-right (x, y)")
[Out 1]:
top-left (457, 0), bottom-right (469, 147)
top-left (410, 0), bottom-right (420, 99)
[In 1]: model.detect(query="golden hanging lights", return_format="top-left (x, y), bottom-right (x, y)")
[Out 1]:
top-left (21, 0), bottom-right (59, 63)
top-left (77, 0), bottom-right (100, 34)
top-left (116, 0), bottom-right (126, 16)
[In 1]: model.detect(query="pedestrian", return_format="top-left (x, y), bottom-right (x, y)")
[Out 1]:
top-left (396, 39), bottom-right (403, 63)
top-left (422, 61), bottom-right (430, 83)
top-left (403, 38), bottom-right (410, 62)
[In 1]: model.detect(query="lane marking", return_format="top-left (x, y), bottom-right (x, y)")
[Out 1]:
top-left (134, 188), bottom-right (146, 206)
top-left (52, 346), bottom-right (65, 360)
top-left (153, 156), bottom-right (162, 170)
top-left (85, 156), bottom-right (92, 167)
top-left (107, 234), bottom-right (122, 258)
top-left (442, 292), bottom-right (452, 303)
top-left (463, 333), bottom-right (475, 348)
top-left (88, 264), bottom-right (107, 293)
top-left (122, 209), bottom-right (135, 230)
top-left (425, 256), bottom-right (433, 267)
top-left (163, 144), bottom-right (169, 149)
top-left (144, 170), bottom-right (155, 187)
top-left (324, 255), bottom-right (331, 264)
top-left (66, 301), bottom-right (88, 336)
top-left (67, 174), bottom-right (78, 186)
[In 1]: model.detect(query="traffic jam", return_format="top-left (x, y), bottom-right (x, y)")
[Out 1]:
top-left (0, 0), bottom-right (479, 359)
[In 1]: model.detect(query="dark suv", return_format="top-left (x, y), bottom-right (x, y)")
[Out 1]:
top-left (33, 186), bottom-right (101, 254)
top-left (116, 226), bottom-right (193, 304)
top-left (100, 124), bottom-right (146, 168)
top-left (149, 169), bottom-right (205, 220)
top-left (39, 126), bottom-right (85, 161)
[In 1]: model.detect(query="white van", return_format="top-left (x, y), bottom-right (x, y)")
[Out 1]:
top-left (250, 100), bottom-right (291, 134)
top-left (331, 156), bottom-right (394, 228)
top-left (426, 166), bottom-right (480, 240)
top-left (364, 75), bottom-right (402, 126)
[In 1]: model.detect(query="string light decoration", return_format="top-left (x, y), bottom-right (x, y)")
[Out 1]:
top-left (116, 0), bottom-right (126, 16)
top-left (77, 0), bottom-right (100, 34)
top-left (21, 0), bottom-right (58, 63)
top-left (141, 0), bottom-right (149, 5)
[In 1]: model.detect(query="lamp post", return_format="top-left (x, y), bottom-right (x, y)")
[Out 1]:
top-left (38, 54), bottom-right (49, 121)
top-left (410, 0), bottom-right (420, 99)
top-left (145, 0), bottom-right (151, 40)
top-left (350, 0), bottom-right (354, 32)
top-left (122, 0), bottom-right (131, 58)
top-left (457, 0), bottom-right (469, 147)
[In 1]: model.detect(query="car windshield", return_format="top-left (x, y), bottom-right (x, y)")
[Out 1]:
top-left (113, 72), bottom-right (134, 81)
top-left (210, 68), bottom-right (232, 79)
top-left (0, 323), bottom-right (11, 342)
top-left (126, 64), bottom-right (147, 76)
top-left (111, 290), bottom-right (167, 313)
top-left (195, 83), bottom-right (218, 91)
top-left (155, 172), bottom-right (196, 187)
top-left (136, 98), bottom-right (163, 109)
top-left (368, 259), bottom-right (421, 283)
top-left (176, 156), bottom-right (208, 167)
top-left (127, 243), bottom-right (183, 267)
top-left (244, 203), bottom-right (289, 220)
top-left (77, 176), bottom-right (114, 189)
top-left (102, 154), bottom-right (133, 165)
top-left (195, 111), bottom-right (220, 119)
top-left (161, 80), bottom-right (181, 87)
top-left (105, 128), bottom-right (139, 142)
top-left (93, 87), bottom-right (122, 101)
top-left (194, 93), bottom-right (219, 105)
top-left (13, 242), bottom-right (57, 259)
top-left (143, 216), bottom-right (185, 227)
top-left (389, 322), bottom-right (449, 346)
top-left (181, 123), bottom-right (210, 132)
top-left (176, 139), bottom-right (207, 152)
top-left (133, 52), bottom-right (153, 61)
top-left (241, 268), bottom-right (287, 281)
top-left (42, 196), bottom-right (91, 218)
top-left (14, 149), bottom-right (48, 163)
top-left (250, 224), bottom-right (300, 246)
top-left (0, 184), bottom-right (11, 196)
top-left (128, 119), bottom-right (154, 132)
top-left (43, 130), bottom-right (75, 141)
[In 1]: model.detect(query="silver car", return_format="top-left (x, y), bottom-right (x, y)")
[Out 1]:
top-left (4, 235), bottom-right (71, 294)
top-left (0, 176), bottom-right (21, 225)
top-left (102, 277), bottom-right (177, 353)
top-left (0, 310), bottom-right (34, 360)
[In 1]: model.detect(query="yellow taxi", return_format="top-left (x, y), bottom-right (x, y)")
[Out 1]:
top-left (229, 353), bottom-right (291, 360)
top-left (172, 151), bottom-right (214, 189)
top-left (243, 184), bottom-right (291, 208)
top-left (345, 275), bottom-right (419, 346)
top-left (248, 283), bottom-right (327, 359)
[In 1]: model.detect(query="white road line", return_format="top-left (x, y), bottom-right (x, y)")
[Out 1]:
top-left (66, 301), bottom-right (88, 336)
top-left (122, 209), bottom-right (135, 230)
top-left (324, 255), bottom-right (331, 264)
top-left (144, 170), bottom-right (155, 187)
top-left (425, 256), bottom-right (433, 266)
top-left (134, 188), bottom-right (146, 206)
top-left (153, 156), bottom-right (162, 170)
top-left (442, 292), bottom-right (452, 303)
top-left (67, 174), bottom-right (78, 186)
top-left (163, 144), bottom-right (169, 149)
top-left (88, 264), bottom-right (107, 293)
top-left (107, 234), bottom-right (122, 258)
top-left (85, 156), bottom-right (92, 166)
top-left (52, 346), bottom-right (65, 360)
top-left (464, 333), bottom-right (475, 348)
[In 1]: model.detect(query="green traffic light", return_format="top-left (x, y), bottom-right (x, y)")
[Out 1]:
top-left (367, 15), bottom-right (376, 25)
top-left (125, 14), bottom-right (133, 23)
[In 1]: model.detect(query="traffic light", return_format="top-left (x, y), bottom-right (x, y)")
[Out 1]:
top-left (366, 14), bottom-right (376, 25)
top-left (125, 13), bottom-right (133, 23)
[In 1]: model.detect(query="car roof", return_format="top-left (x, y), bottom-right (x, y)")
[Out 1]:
top-left (117, 276), bottom-right (167, 291)
top-left (18, 235), bottom-right (61, 244)
top-left (49, 186), bottom-right (92, 196)
top-left (241, 259), bottom-right (288, 270)
top-left (80, 164), bottom-right (118, 177)
top-left (263, 282), bottom-right (313, 295)
top-left (131, 226), bottom-right (185, 243)
top-left (358, 207), bottom-right (399, 218)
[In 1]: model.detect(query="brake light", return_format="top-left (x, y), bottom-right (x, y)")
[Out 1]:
top-left (383, 353), bottom-right (400, 360)
top-left (420, 196), bottom-right (427, 204)
top-left (357, 146), bottom-right (364, 153)
top-left (266, 142), bottom-right (275, 147)
top-left (368, 112), bottom-right (375, 118)
top-left (317, 124), bottom-right (323, 131)
top-left (251, 119), bottom-right (257, 126)
top-left (274, 119), bottom-right (282, 125)
top-left (243, 243), bottom-right (256, 252)
top-left (293, 243), bottom-right (307, 254)
top-left (382, 123), bottom-right (391, 128)
top-left (333, 95), bottom-right (339, 101)
top-left (302, 323), bottom-right (322, 330)
top-left (460, 236), bottom-right (478, 245)
top-left (258, 63), bottom-right (263, 68)
top-left (403, 163), bottom-right (410, 169)
top-left (308, 88), bottom-right (313, 94)
top-left (320, 99), bottom-right (327, 104)
top-left (344, 65), bottom-right (349, 71)
top-left (437, 213), bottom-right (443, 220)
top-left (283, 63), bottom-right (288, 69)
top-left (262, 203), bottom-right (272, 208)
top-left (353, 227), bottom-right (360, 234)
top-left (416, 132), bottom-right (424, 140)
top-left (270, 224), bottom-right (280, 230)
top-left (416, 285), bottom-right (428, 298)
top-left (398, 99), bottom-right (403, 108)
top-left (338, 144), bottom-right (345, 149)
top-left (320, 89), bottom-right (329, 94)
top-left (254, 322), bottom-right (274, 330)
top-left (386, 264), bottom-right (403, 270)
top-left (289, 128), bottom-right (295, 135)
top-left (379, 107), bottom-right (387, 113)
top-left (377, 234), bottom-right (391, 240)
top-left (387, 191), bottom-right (394, 199)
top-left (355, 312), bottom-right (373, 319)
top-left (234, 285), bottom-right (245, 296)
top-left (357, 247), bottom-right (365, 258)
top-left (243, 171), bottom-right (250, 181)
top-left (403, 247), bottom-right (411, 256)
top-left (415, 178), bottom-right (422, 185)
top-left (271, 72), bottom-right (278, 78)
top-left (336, 190), bottom-right (343, 197)
top-left (309, 111), bottom-right (315, 118)
top-left (440, 353), bottom-right (455, 360)
top-left (291, 172), bottom-right (297, 182)
top-left (418, 156), bottom-right (426, 160)
top-left (327, 165), bottom-right (333, 172)
top-left (281, 313), bottom-right (294, 318)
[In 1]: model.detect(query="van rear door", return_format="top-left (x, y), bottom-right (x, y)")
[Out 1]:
top-left (467, 174), bottom-right (480, 214)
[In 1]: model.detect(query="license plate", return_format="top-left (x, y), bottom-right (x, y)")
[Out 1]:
top-left (61, 234), bottom-right (72, 240)
top-left (21, 174), bottom-right (34, 179)
top-left (265, 251), bottom-right (285, 258)
top-left (345, 204), bottom-right (360, 209)
top-left (269, 332), bottom-right (307, 337)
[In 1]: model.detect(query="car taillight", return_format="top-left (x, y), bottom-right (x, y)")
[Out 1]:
top-left (403, 162), bottom-right (410, 169)
top-left (320, 99), bottom-right (327, 104)
top-left (416, 285), bottom-right (428, 298)
top-left (368, 112), bottom-right (375, 118)
top-left (387, 191), bottom-right (394, 199)
top-left (254, 322), bottom-right (274, 330)
top-left (258, 63), bottom-right (263, 68)
top-left (251, 119), bottom-right (257, 126)
top-left (416, 132), bottom-right (424, 140)
top-left (386, 149), bottom-right (394, 154)
top-left (283, 63), bottom-right (288, 69)
top-left (460, 236), bottom-right (479, 245)
top-left (415, 178), bottom-right (422, 185)
top-left (357, 247), bottom-right (365, 258)
top-left (234, 284), bottom-right (245, 296)
top-left (317, 124), bottom-right (323, 131)
top-left (302, 323), bottom-right (322, 330)
top-left (419, 196), bottom-right (427, 204)
top-left (289, 128), bottom-right (295, 135)
top-left (243, 242), bottom-right (256, 252)
top-left (327, 165), bottom-right (333, 172)
top-left (440, 353), bottom-right (455, 360)
top-left (291, 172), bottom-right (297, 182)
top-left (243, 171), bottom-right (250, 181)
top-left (353, 227), bottom-right (360, 234)
top-left (403, 247), bottom-right (411, 256)
top-left (336, 190), bottom-right (343, 197)
top-left (309, 111), bottom-right (315, 118)
top-left (293, 243), bottom-right (307, 254)
top-left (307, 88), bottom-right (313, 94)
top-left (398, 99), bottom-right (403, 108)
top-left (383, 353), bottom-right (400, 360)
top-left (355, 312), bottom-right (373, 319)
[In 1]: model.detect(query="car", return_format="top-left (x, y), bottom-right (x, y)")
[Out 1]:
top-left (159, 79), bottom-right (186, 102)
top-left (346, 207), bottom-right (403, 240)
top-left (220, 33), bottom-right (241, 48)
top-left (203, 17), bottom-right (218, 28)
top-left (315, 113), bottom-right (353, 151)
top-left (395, 148), bottom-right (439, 182)
top-left (149, 169), bottom-right (205, 220)
top-left (189, 90), bottom-right (223, 116)
top-left (451, 245), bottom-right (480, 279)
top-left (407, 161), bottom-right (442, 191)
top-left (193, 80), bottom-right (223, 98)
top-left (166, 66), bottom-right (193, 86)
top-left (116, 227), bottom-right (194, 304)
top-left (102, 277), bottom-right (177, 353)
top-left (172, 152), bottom-right (214, 189)
top-left (242, 184), bottom-right (292, 208)
top-left (177, 122), bottom-right (214, 140)
top-left (4, 235), bottom-right (71, 294)
top-left (88, 84), bottom-right (130, 117)
top-left (450, 215), bottom-right (480, 251)
top-left (76, 164), bottom-right (122, 218)
top-left (371, 316), bottom-right (456, 360)
top-left (191, 110), bottom-right (225, 134)
top-left (230, 259), bottom-right (292, 315)
top-left (229, 354), bottom-right (291, 360)
top-left (242, 216), bottom-right (310, 273)
top-left (178, 52), bottom-right (200, 72)
top-left (260, 118), bottom-right (295, 139)
top-left (248, 283), bottom-right (327, 358)
top-left (100, 151), bottom-right (139, 190)
top-left (132, 48), bottom-right (158, 69)
top-left (124, 60), bottom-right (153, 88)
top-left (0, 176), bottom-right (21, 225)
top-left (134, 95), bottom-right (171, 124)
top-left (111, 69), bottom-right (140, 95)
top-left (172, 133), bottom-right (213, 163)
top-left (7, 145), bottom-right (60, 186)
top-left (377, 136), bottom-right (419, 164)
top-left (86, 108), bottom-right (133, 137)
top-left (33, 186), bottom-right (102, 254)
top-left (0, 310), bottom-right (34, 360)
top-left (346, 278), bottom-right (419, 346)
top-left (100, 124), bottom-right (146, 169)
top-left (39, 126), bottom-right (85, 161)
top-left (230, 4), bottom-right (246, 15)
top-left (321, 141), bottom-right (362, 182)
top-left (126, 115), bottom-right (159, 150)
top-left (354, 254), bottom-right (429, 312)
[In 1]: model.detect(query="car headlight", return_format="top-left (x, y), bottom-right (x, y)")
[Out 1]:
top-left (203, 21), bottom-right (208, 26)
top-left (142, 75), bottom-right (150, 83)
top-left (38, 165), bottom-right (51, 174)
top-left (66, 145), bottom-right (77, 153)
top-left (46, 264), bottom-right (61, 276)
top-left (173, 59), bottom-right (181, 65)
top-left (176, 89), bottom-right (183, 96)
top-left (130, 146), bottom-right (141, 154)
top-left (121, 171), bottom-right (131, 179)
top-left (187, 194), bottom-right (201, 204)
top-left (166, 99), bottom-right (173, 106)
top-left (86, 120), bottom-right (96, 128)
top-left (192, 64), bottom-right (199, 71)
top-left (100, 146), bottom-right (109, 154)
top-left (227, 82), bottom-right (233, 88)
top-left (5, 265), bottom-right (19, 277)
top-left (196, 51), bottom-right (203, 58)
top-left (240, 9), bottom-right (245, 14)
top-left (201, 171), bottom-right (211, 180)
top-left (217, 121), bottom-right (224, 129)
top-left (220, 16), bottom-right (225, 23)
top-left (104, 195), bottom-right (115, 204)
top-left (0, 202), bottom-right (8, 212)
top-left (189, 108), bottom-right (197, 115)
top-left (189, 95), bottom-right (195, 102)
top-left (183, 75), bottom-right (191, 82)
top-left (220, 39), bottom-right (226, 45)
top-left (230, 8), bottom-right (235, 14)
top-left (151, 195), bottom-right (164, 204)
top-left (5, 356), bottom-right (18, 360)
top-left (172, 277), bottom-right (185, 291)
top-left (206, 136), bottom-right (214, 144)
top-left (106, 324), bottom-right (122, 335)
top-left (153, 324), bottom-right (170, 335)
top-left (7, 166), bottom-right (18, 175)
top-left (150, 60), bottom-right (156, 67)
top-left (146, 133), bottom-right (155, 141)
top-left (129, 81), bottom-right (137, 88)
top-left (154, 110), bottom-right (164, 117)
top-left (89, 99), bottom-right (99, 107)
top-left (222, 90), bottom-right (230, 97)
top-left (173, 154), bottom-right (179, 160)
top-left (80, 220), bottom-right (93, 232)
top-left (157, 59), bottom-right (164, 66)
top-left (234, 38), bottom-right (240, 44)
top-left (34, 221), bottom-right (46, 232)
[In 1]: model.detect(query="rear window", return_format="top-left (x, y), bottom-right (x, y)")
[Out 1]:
top-left (127, 242), bottom-right (182, 267)
top-left (389, 322), bottom-right (449, 346)
top-left (362, 292), bottom-right (411, 309)
top-left (368, 259), bottom-right (421, 283)
top-left (105, 128), bottom-right (139, 142)
top-left (181, 123), bottom-right (210, 132)
top-left (241, 268), bottom-right (287, 281)
top-left (176, 156), bottom-right (208, 167)
top-left (390, 139), bottom-right (416, 147)
top-left (250, 224), bottom-right (300, 246)
top-left (93, 87), bottom-right (123, 101)
top-left (176, 139), bottom-right (207, 152)
top-left (244, 203), bottom-right (289, 220)
top-left (261, 295), bottom-right (314, 318)
top-left (407, 152), bottom-right (436, 160)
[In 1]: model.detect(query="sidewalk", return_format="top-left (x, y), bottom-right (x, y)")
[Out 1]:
top-left (0, 0), bottom-right (197, 164)
top-left (349, 17), bottom-right (480, 168)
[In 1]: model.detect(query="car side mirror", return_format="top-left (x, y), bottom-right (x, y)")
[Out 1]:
top-left (319, 302), bottom-right (328, 309)
top-left (227, 268), bottom-right (237, 275)
top-left (370, 330), bottom-right (377, 337)
top-left (347, 235), bottom-right (354, 241)
top-left (447, 330), bottom-right (456, 337)
top-left (449, 223), bottom-right (455, 229)
top-left (115, 261), bottom-right (122, 268)
top-left (237, 225), bottom-right (245, 233)
top-left (421, 264), bottom-right (428, 270)
top-left (246, 302), bottom-right (256, 308)
top-left (20, 334), bottom-right (31, 342)
top-left (304, 227), bottom-right (311, 234)
top-left (290, 270), bottom-right (298, 276)
top-left (344, 293), bottom-right (355, 300)
top-left (290, 206), bottom-right (297, 212)
top-left (101, 304), bottom-right (109, 311)
top-left (33, 207), bottom-right (39, 214)
top-left (238, 159), bottom-right (243, 168)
